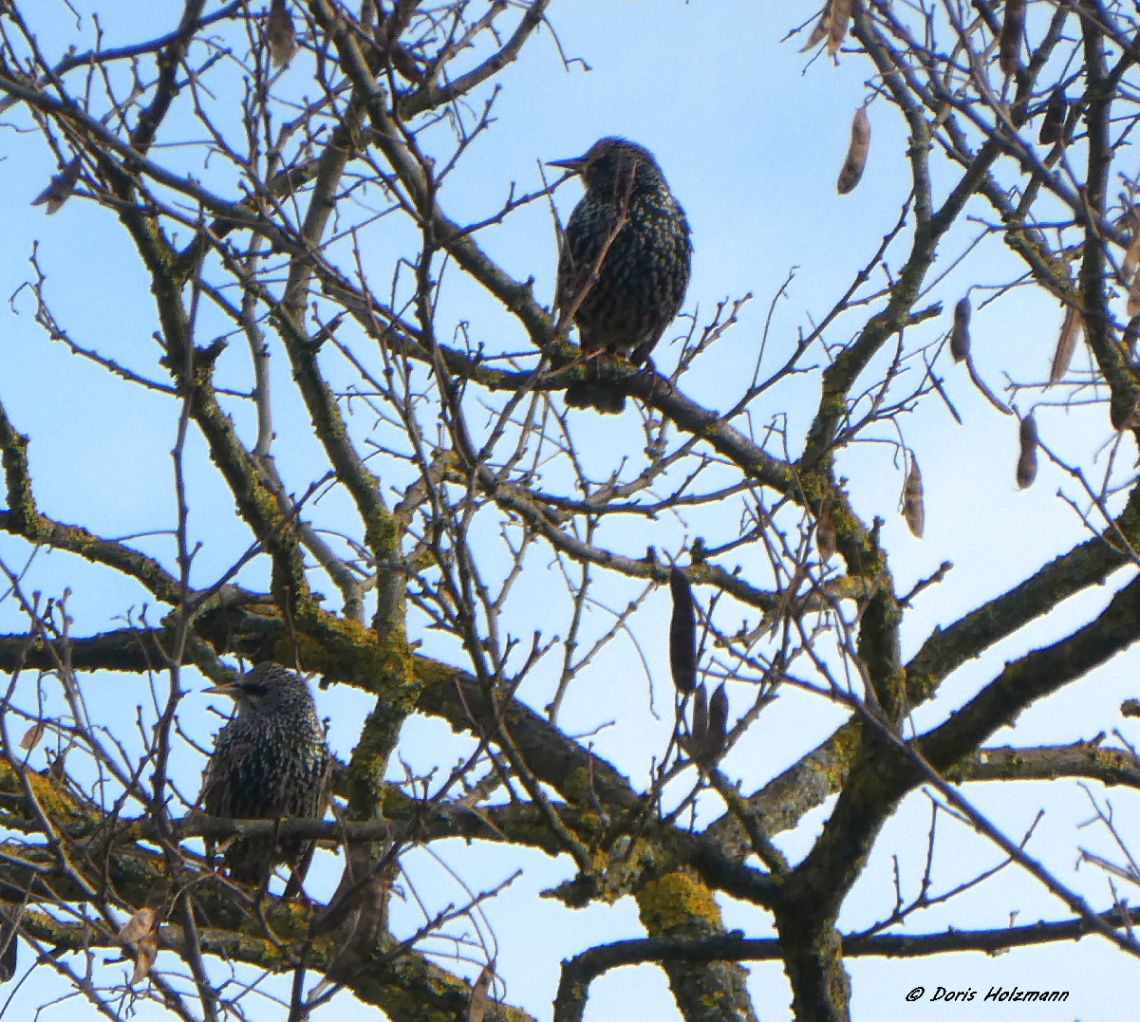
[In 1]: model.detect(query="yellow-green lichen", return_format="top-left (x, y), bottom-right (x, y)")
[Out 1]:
top-left (637, 869), bottom-right (722, 936)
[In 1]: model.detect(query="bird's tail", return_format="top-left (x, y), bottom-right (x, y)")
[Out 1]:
top-left (565, 380), bottom-right (626, 414)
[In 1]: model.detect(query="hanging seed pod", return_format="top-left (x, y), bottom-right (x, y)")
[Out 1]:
top-left (816, 504), bottom-right (837, 563)
top-left (1123, 213), bottom-right (1140, 283)
top-left (18, 722), bottom-right (44, 751)
top-left (837, 107), bottom-right (871, 195)
top-left (950, 296), bottom-right (971, 363)
top-left (902, 457), bottom-right (925, 539)
top-left (267, 0), bottom-right (297, 68)
top-left (132, 930), bottom-right (158, 985)
top-left (801, 8), bottom-right (829, 52)
top-left (468, 964), bottom-right (494, 1022)
top-left (31, 158), bottom-right (81, 215)
top-left (1016, 413), bottom-right (1038, 489)
top-left (1048, 304), bottom-right (1083, 385)
top-left (689, 683), bottom-right (708, 757)
top-left (999, 0), bottom-right (1024, 76)
top-left (697, 683), bottom-right (729, 770)
top-left (827, 0), bottom-right (852, 58)
top-left (118, 906), bottom-right (157, 946)
top-left (1038, 88), bottom-right (1067, 145)
top-left (669, 567), bottom-right (697, 696)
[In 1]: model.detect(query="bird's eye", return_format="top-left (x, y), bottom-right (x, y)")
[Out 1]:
top-left (242, 682), bottom-right (269, 699)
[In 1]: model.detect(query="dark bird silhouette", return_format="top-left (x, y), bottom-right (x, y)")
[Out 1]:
top-left (549, 138), bottom-right (692, 414)
top-left (200, 663), bottom-right (329, 887)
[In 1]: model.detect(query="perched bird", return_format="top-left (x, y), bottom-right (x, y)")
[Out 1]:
top-left (199, 663), bottom-right (329, 887)
top-left (550, 137), bottom-right (692, 414)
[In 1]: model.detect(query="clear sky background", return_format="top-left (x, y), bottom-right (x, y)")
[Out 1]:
top-left (0, 2), bottom-right (1137, 1020)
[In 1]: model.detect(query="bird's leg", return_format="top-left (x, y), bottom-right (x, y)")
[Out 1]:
top-left (283, 840), bottom-right (318, 902)
top-left (629, 352), bottom-right (675, 402)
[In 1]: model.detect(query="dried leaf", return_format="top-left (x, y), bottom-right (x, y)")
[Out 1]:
top-left (267, 0), bottom-right (297, 68)
top-left (1048, 304), bottom-right (1083, 385)
top-left (1038, 88), bottom-right (1066, 145)
top-left (816, 504), bottom-right (836, 562)
top-left (801, 10), bottom-right (829, 53)
top-left (827, 0), bottom-right (852, 58)
top-left (999, 0), bottom-right (1024, 77)
top-left (30, 158), bottom-right (81, 215)
top-left (689, 683), bottom-right (708, 757)
top-left (668, 567), bottom-right (697, 696)
top-left (950, 296), bottom-right (971, 363)
top-left (902, 457), bottom-right (924, 539)
top-left (468, 964), bottom-right (493, 1022)
top-left (1123, 213), bottom-right (1140, 283)
top-left (837, 106), bottom-right (870, 195)
top-left (1128, 274), bottom-right (1140, 321)
top-left (1016, 413), bottom-right (1038, 489)
top-left (697, 683), bottom-right (729, 770)
top-left (18, 722), bottom-right (44, 751)
top-left (118, 906), bottom-right (156, 945)
top-left (131, 930), bottom-right (158, 985)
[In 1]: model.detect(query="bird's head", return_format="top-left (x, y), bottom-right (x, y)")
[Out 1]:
top-left (203, 664), bottom-right (311, 717)
top-left (548, 137), bottom-right (664, 198)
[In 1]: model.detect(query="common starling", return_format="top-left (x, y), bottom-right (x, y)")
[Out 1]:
top-left (550, 137), bottom-right (692, 414)
top-left (199, 663), bottom-right (329, 886)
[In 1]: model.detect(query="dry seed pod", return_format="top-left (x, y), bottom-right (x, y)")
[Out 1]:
top-left (1016, 413), bottom-right (1038, 489)
top-left (999, 0), bottom-right (1024, 76)
top-left (1048, 305), bottom-right (1083, 385)
top-left (669, 567), bottom-right (697, 696)
top-left (1123, 214), bottom-right (1140, 283)
top-left (118, 906), bottom-right (156, 945)
top-left (1128, 274), bottom-right (1140, 320)
top-left (801, 10), bottom-right (829, 52)
top-left (837, 107), bottom-right (871, 195)
top-left (1038, 88), bottom-right (1067, 145)
top-left (828, 0), bottom-right (852, 58)
top-left (697, 683), bottom-right (729, 770)
top-left (468, 964), bottom-right (493, 1022)
top-left (689, 683), bottom-right (708, 757)
top-left (902, 457), bottom-right (925, 539)
top-left (18, 722), bottom-right (44, 751)
top-left (132, 930), bottom-right (158, 985)
top-left (267, 0), bottom-right (297, 68)
top-left (950, 296), bottom-right (971, 363)
top-left (31, 158), bottom-right (81, 215)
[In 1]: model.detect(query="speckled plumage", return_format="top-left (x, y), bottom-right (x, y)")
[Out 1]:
top-left (200, 663), bottom-right (329, 885)
top-left (552, 138), bottom-right (692, 414)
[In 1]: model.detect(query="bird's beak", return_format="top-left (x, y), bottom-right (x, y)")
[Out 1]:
top-left (203, 681), bottom-right (241, 698)
top-left (547, 154), bottom-right (587, 173)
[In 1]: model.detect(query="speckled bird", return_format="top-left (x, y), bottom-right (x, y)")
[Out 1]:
top-left (550, 137), bottom-right (692, 414)
top-left (199, 663), bottom-right (329, 886)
